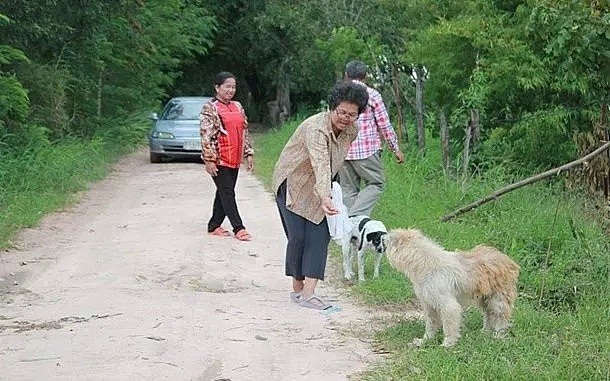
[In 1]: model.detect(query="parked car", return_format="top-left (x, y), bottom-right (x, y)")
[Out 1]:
top-left (148, 96), bottom-right (212, 163)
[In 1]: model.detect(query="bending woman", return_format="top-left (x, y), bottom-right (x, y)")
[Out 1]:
top-left (272, 81), bottom-right (369, 309)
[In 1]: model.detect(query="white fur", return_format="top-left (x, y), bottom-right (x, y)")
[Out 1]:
top-left (385, 228), bottom-right (520, 347)
top-left (342, 216), bottom-right (388, 282)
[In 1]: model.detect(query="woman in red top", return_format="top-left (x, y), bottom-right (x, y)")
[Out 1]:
top-left (200, 72), bottom-right (254, 241)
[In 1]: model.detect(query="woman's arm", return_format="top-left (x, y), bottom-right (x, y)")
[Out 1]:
top-left (199, 101), bottom-right (220, 164)
top-left (304, 126), bottom-right (332, 203)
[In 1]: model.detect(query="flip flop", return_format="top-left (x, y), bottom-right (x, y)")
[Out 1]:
top-left (298, 295), bottom-right (332, 310)
top-left (209, 227), bottom-right (230, 237)
top-left (290, 291), bottom-right (302, 303)
top-left (234, 229), bottom-right (252, 241)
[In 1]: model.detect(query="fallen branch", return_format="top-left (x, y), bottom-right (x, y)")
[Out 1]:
top-left (441, 141), bottom-right (610, 222)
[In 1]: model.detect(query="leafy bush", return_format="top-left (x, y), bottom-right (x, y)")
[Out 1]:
top-left (477, 107), bottom-right (578, 173)
top-left (0, 74), bottom-right (29, 126)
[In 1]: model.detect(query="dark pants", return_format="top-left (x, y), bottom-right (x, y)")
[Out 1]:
top-left (275, 181), bottom-right (330, 280)
top-left (208, 166), bottom-right (245, 233)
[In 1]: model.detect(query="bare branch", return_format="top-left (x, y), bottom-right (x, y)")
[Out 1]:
top-left (441, 141), bottom-right (610, 222)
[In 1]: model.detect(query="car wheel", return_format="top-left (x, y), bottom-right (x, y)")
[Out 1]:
top-left (150, 152), bottom-right (163, 163)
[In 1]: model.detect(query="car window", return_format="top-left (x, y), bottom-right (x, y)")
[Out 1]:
top-left (160, 100), bottom-right (205, 120)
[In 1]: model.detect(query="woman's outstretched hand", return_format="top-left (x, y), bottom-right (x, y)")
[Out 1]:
top-left (321, 196), bottom-right (338, 215)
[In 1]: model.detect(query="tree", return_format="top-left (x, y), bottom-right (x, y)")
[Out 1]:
top-left (0, 13), bottom-right (29, 131)
top-left (0, 0), bottom-right (216, 138)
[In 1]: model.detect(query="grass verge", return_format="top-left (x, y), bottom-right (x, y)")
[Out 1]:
top-left (0, 119), bottom-right (147, 248)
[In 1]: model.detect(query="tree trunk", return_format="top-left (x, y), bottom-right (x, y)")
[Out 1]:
top-left (276, 72), bottom-right (291, 124)
top-left (439, 108), bottom-right (450, 173)
top-left (391, 63), bottom-right (407, 143)
top-left (462, 119), bottom-right (472, 179)
top-left (470, 108), bottom-right (480, 150)
top-left (267, 70), bottom-right (291, 127)
top-left (96, 67), bottom-right (103, 119)
top-left (441, 141), bottom-right (610, 222)
top-left (414, 66), bottom-right (426, 152)
top-left (602, 104), bottom-right (609, 217)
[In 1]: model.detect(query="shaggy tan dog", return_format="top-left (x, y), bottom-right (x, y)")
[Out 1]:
top-left (385, 228), bottom-right (520, 347)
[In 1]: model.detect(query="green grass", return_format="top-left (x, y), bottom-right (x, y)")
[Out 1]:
top-left (253, 116), bottom-right (610, 381)
top-left (0, 119), bottom-right (147, 248)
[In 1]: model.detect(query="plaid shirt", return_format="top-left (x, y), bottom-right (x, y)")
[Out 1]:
top-left (346, 80), bottom-right (399, 160)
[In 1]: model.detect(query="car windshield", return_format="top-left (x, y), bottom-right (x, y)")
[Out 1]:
top-left (160, 100), bottom-right (204, 120)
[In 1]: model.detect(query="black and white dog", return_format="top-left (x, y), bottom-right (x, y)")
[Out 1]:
top-left (342, 215), bottom-right (388, 282)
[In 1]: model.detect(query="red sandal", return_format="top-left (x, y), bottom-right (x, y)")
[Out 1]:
top-left (234, 229), bottom-right (252, 241)
top-left (209, 227), bottom-right (230, 237)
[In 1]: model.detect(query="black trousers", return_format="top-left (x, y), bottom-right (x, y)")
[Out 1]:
top-left (275, 181), bottom-right (330, 280)
top-left (208, 166), bottom-right (245, 233)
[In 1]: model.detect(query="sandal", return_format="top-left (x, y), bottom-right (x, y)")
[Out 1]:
top-left (209, 227), bottom-right (230, 237)
top-left (298, 295), bottom-right (332, 310)
top-left (234, 229), bottom-right (252, 241)
top-left (290, 291), bottom-right (302, 303)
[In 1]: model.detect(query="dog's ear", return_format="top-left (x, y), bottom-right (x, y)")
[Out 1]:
top-left (367, 231), bottom-right (387, 252)
top-left (366, 231), bottom-right (380, 242)
top-left (382, 231), bottom-right (394, 249)
top-left (380, 232), bottom-right (388, 247)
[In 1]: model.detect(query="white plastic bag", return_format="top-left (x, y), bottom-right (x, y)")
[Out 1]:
top-left (326, 181), bottom-right (353, 245)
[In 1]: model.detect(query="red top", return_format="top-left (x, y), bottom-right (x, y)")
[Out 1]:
top-left (216, 101), bottom-right (246, 168)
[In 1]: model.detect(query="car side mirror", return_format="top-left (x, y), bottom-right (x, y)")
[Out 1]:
top-left (149, 112), bottom-right (159, 120)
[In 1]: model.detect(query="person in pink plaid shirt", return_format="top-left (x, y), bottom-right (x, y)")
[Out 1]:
top-left (339, 60), bottom-right (405, 217)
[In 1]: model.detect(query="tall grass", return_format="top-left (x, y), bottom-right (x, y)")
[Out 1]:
top-left (253, 116), bottom-right (610, 380)
top-left (0, 118), bottom-right (148, 248)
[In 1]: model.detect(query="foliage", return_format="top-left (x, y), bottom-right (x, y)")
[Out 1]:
top-left (2, 0), bottom-right (609, 182)
top-left (0, 117), bottom-right (144, 247)
top-left (0, 0), bottom-right (216, 140)
top-left (525, 0), bottom-right (610, 100)
top-left (0, 12), bottom-right (29, 128)
top-left (477, 106), bottom-right (578, 172)
top-left (314, 27), bottom-right (380, 79)
top-left (0, 75), bottom-right (29, 126)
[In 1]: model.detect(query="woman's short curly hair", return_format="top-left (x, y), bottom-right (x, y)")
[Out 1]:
top-left (328, 80), bottom-right (369, 115)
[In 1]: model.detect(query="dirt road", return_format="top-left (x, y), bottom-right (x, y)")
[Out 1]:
top-left (0, 150), bottom-right (378, 381)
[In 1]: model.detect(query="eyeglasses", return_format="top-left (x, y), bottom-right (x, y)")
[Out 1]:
top-left (334, 108), bottom-right (359, 121)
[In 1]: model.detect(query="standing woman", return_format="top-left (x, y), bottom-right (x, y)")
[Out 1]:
top-left (272, 81), bottom-right (369, 309)
top-left (200, 72), bottom-right (254, 241)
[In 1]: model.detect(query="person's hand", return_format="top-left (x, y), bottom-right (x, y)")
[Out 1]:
top-left (321, 196), bottom-right (339, 215)
top-left (395, 149), bottom-right (405, 164)
top-left (246, 155), bottom-right (254, 172)
top-left (204, 161), bottom-right (218, 176)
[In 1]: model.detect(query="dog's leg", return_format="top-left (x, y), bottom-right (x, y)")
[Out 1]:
top-left (357, 249), bottom-right (366, 282)
top-left (342, 242), bottom-right (353, 280)
top-left (413, 304), bottom-right (441, 347)
top-left (373, 252), bottom-right (382, 278)
top-left (440, 298), bottom-right (462, 347)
